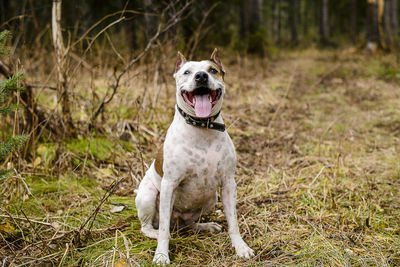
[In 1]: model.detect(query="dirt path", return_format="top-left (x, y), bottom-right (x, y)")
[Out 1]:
top-left (225, 50), bottom-right (400, 265)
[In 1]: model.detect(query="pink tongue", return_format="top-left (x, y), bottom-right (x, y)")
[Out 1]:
top-left (194, 94), bottom-right (212, 118)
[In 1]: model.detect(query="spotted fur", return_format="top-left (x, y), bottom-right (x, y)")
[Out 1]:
top-left (135, 49), bottom-right (254, 265)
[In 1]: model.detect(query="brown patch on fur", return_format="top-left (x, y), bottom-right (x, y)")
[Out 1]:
top-left (210, 48), bottom-right (225, 76)
top-left (155, 146), bottom-right (164, 177)
top-left (208, 61), bottom-right (225, 80)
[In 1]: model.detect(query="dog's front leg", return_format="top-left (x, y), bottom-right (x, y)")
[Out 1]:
top-left (221, 174), bottom-right (255, 259)
top-left (153, 178), bottom-right (176, 265)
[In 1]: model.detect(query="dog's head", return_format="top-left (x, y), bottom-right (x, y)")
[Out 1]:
top-left (174, 48), bottom-right (226, 118)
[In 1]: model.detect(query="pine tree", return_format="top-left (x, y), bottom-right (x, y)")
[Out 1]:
top-left (0, 30), bottom-right (26, 178)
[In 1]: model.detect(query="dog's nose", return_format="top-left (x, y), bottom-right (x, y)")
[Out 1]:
top-left (195, 71), bottom-right (208, 84)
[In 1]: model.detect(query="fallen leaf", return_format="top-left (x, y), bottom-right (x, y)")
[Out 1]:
top-left (22, 194), bottom-right (29, 201)
top-left (115, 259), bottom-right (127, 267)
top-left (0, 222), bottom-right (14, 234)
top-left (33, 157), bottom-right (41, 167)
top-left (110, 206), bottom-right (125, 213)
top-left (51, 222), bottom-right (61, 229)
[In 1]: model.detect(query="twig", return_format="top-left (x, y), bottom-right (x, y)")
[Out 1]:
top-left (111, 231), bottom-right (117, 267)
top-left (57, 243), bottom-right (69, 267)
top-left (70, 16), bottom-right (126, 77)
top-left (81, 132), bottom-right (92, 175)
top-left (226, 117), bottom-right (241, 131)
top-left (105, 32), bottom-right (126, 65)
top-left (0, 208), bottom-right (26, 250)
top-left (28, 84), bottom-right (57, 91)
top-left (69, 52), bottom-right (93, 70)
top-left (19, 209), bottom-right (45, 242)
top-left (14, 168), bottom-right (46, 213)
top-left (0, 231), bottom-right (15, 254)
top-left (119, 230), bottom-right (131, 260)
top-left (308, 166), bottom-right (325, 187)
top-left (187, 2), bottom-right (219, 59)
top-left (15, 251), bottom-right (63, 267)
top-left (76, 177), bottom-right (126, 244)
top-left (0, 60), bottom-right (11, 78)
top-left (0, 214), bottom-right (54, 227)
top-left (18, 230), bottom-right (74, 254)
top-left (0, 14), bottom-right (26, 28)
top-left (71, 10), bottom-right (155, 48)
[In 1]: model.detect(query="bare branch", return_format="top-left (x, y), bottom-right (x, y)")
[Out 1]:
top-left (74, 177), bottom-right (126, 246)
top-left (0, 60), bottom-right (11, 78)
top-left (70, 16), bottom-right (126, 77)
top-left (187, 2), bottom-right (220, 59)
top-left (71, 10), bottom-right (157, 48)
top-left (90, 0), bottom-right (193, 125)
top-left (29, 84), bottom-right (57, 91)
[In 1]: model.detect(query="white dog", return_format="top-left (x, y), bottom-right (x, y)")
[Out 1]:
top-left (135, 49), bottom-right (254, 265)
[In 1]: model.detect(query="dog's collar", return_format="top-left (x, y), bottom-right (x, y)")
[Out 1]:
top-left (176, 105), bottom-right (225, 132)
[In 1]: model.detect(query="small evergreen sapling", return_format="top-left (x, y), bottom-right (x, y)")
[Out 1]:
top-left (0, 30), bottom-right (26, 178)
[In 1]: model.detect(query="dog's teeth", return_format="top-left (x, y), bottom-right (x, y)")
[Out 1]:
top-left (209, 95), bottom-right (212, 102)
top-left (193, 98), bottom-right (196, 105)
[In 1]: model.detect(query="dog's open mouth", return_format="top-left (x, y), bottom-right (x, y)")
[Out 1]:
top-left (181, 87), bottom-right (222, 118)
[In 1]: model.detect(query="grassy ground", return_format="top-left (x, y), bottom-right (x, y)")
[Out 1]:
top-left (1, 49), bottom-right (400, 266)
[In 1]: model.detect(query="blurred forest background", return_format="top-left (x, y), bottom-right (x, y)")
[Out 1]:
top-left (1, 0), bottom-right (400, 55)
top-left (1, 0), bottom-right (400, 266)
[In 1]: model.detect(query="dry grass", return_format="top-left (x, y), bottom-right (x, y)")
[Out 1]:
top-left (1, 49), bottom-right (400, 266)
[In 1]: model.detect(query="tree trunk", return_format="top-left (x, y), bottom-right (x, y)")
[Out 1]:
top-left (302, 0), bottom-right (308, 37)
top-left (144, 0), bottom-right (157, 39)
top-left (390, 0), bottom-right (398, 38)
top-left (278, 0), bottom-right (282, 43)
top-left (0, 0), bottom-right (9, 25)
top-left (52, 0), bottom-right (75, 137)
top-left (367, 0), bottom-right (380, 51)
top-left (350, 0), bottom-right (357, 44)
top-left (249, 0), bottom-right (262, 33)
top-left (289, 0), bottom-right (299, 45)
top-left (384, 0), bottom-right (398, 48)
top-left (272, 0), bottom-right (280, 43)
top-left (239, 1), bottom-right (249, 40)
top-left (384, 0), bottom-right (393, 46)
top-left (248, 0), bottom-right (264, 55)
top-left (319, 0), bottom-right (329, 44)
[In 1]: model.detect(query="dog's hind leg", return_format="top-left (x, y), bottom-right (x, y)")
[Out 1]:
top-left (188, 192), bottom-right (221, 233)
top-left (135, 169), bottom-right (159, 239)
top-left (191, 222), bottom-right (222, 232)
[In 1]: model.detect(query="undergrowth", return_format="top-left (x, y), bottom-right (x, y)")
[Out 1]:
top-left (1, 49), bottom-right (400, 266)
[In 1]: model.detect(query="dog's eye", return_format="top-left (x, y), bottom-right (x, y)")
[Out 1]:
top-left (209, 67), bottom-right (218, 74)
top-left (184, 70), bottom-right (191, 75)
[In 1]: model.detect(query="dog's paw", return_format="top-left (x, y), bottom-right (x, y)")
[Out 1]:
top-left (194, 222), bottom-right (222, 232)
top-left (141, 227), bottom-right (158, 239)
top-left (153, 252), bottom-right (170, 265)
top-left (232, 237), bottom-right (255, 259)
top-left (235, 244), bottom-right (255, 259)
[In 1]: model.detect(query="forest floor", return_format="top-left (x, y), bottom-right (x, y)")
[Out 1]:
top-left (1, 49), bottom-right (400, 266)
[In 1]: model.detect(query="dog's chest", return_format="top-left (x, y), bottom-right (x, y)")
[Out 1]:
top-left (163, 116), bottom-right (235, 209)
top-left (170, 133), bottom-right (229, 179)
top-left (172, 141), bottom-right (226, 210)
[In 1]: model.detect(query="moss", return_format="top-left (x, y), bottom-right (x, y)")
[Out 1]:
top-left (67, 137), bottom-right (117, 160)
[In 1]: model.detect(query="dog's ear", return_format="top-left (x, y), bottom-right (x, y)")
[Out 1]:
top-left (175, 51), bottom-right (187, 73)
top-left (210, 48), bottom-right (225, 75)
